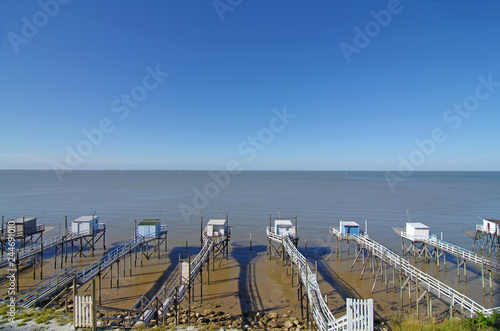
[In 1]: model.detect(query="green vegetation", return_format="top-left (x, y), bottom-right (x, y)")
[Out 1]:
top-left (466, 312), bottom-right (500, 330)
top-left (392, 311), bottom-right (500, 331)
top-left (2, 301), bottom-right (500, 330)
top-left (0, 302), bottom-right (72, 327)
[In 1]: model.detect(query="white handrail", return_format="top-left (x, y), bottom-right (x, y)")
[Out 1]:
top-left (347, 230), bottom-right (500, 317)
top-left (146, 231), bottom-right (223, 322)
top-left (0, 224), bottom-right (106, 268)
top-left (274, 231), bottom-right (372, 331)
top-left (401, 231), bottom-right (499, 272)
top-left (17, 226), bottom-right (166, 308)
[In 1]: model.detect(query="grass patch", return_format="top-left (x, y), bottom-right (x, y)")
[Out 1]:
top-left (55, 313), bottom-right (72, 326)
top-left (0, 302), bottom-right (72, 328)
top-left (391, 311), bottom-right (500, 331)
top-left (33, 308), bottom-right (54, 324)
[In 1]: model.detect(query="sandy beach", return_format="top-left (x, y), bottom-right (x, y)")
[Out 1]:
top-left (1, 235), bottom-right (459, 330)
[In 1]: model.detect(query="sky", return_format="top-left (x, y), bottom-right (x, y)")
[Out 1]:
top-left (0, 0), bottom-right (499, 171)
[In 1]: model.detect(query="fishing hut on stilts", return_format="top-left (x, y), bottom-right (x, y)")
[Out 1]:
top-left (16, 218), bottom-right (166, 311)
top-left (323, 220), bottom-right (364, 261)
top-left (470, 218), bottom-right (500, 255)
top-left (168, 216), bottom-right (231, 325)
top-left (203, 216), bottom-right (231, 260)
top-left (0, 217), bottom-right (44, 251)
top-left (267, 216), bottom-right (374, 330)
top-left (398, 222), bottom-right (436, 263)
top-left (135, 219), bottom-right (168, 262)
top-left (396, 221), bottom-right (498, 294)
top-left (266, 215), bottom-right (299, 259)
top-left (325, 220), bottom-right (500, 319)
top-left (0, 215), bottom-right (107, 289)
top-left (94, 216), bottom-right (231, 329)
top-left (171, 216), bottom-right (231, 320)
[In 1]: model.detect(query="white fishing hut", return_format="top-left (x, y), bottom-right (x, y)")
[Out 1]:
top-left (482, 219), bottom-right (500, 235)
top-left (72, 215), bottom-right (99, 235)
top-left (11, 217), bottom-right (38, 237)
top-left (137, 219), bottom-right (161, 237)
top-left (206, 219), bottom-right (227, 237)
top-left (274, 220), bottom-right (295, 237)
top-left (405, 222), bottom-right (430, 240)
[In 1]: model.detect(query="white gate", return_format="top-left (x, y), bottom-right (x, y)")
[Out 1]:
top-left (346, 298), bottom-right (373, 331)
top-left (74, 295), bottom-right (93, 328)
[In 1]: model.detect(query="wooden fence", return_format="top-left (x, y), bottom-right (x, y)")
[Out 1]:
top-left (74, 295), bottom-right (93, 328)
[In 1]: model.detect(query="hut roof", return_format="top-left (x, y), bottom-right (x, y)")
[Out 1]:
top-left (139, 219), bottom-right (160, 226)
top-left (73, 216), bottom-right (98, 223)
top-left (484, 219), bottom-right (500, 225)
top-left (208, 219), bottom-right (226, 226)
top-left (275, 220), bottom-right (293, 227)
top-left (11, 217), bottom-right (36, 224)
top-left (341, 221), bottom-right (359, 227)
top-left (406, 222), bottom-right (429, 229)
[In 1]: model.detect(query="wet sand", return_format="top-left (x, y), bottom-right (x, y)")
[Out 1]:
top-left (2, 234), bottom-right (499, 327)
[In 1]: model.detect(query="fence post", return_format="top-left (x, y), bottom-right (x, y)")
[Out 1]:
top-left (92, 278), bottom-right (97, 331)
top-left (347, 298), bottom-right (352, 331)
top-left (74, 295), bottom-right (77, 327)
top-left (368, 299), bottom-right (374, 330)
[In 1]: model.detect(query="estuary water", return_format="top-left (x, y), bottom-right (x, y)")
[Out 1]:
top-left (1, 170), bottom-right (498, 251)
top-left (1, 170), bottom-right (499, 317)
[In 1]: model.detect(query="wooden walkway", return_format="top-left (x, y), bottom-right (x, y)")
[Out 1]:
top-left (16, 227), bottom-right (166, 308)
top-left (136, 232), bottom-right (228, 326)
top-left (0, 225), bottom-right (106, 269)
top-left (331, 228), bottom-right (500, 317)
top-left (400, 231), bottom-right (500, 273)
top-left (269, 228), bottom-right (373, 331)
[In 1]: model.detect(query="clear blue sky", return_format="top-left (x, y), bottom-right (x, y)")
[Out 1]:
top-left (1, 0), bottom-right (499, 171)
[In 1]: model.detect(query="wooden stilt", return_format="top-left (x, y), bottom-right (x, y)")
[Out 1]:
top-left (117, 259), bottom-right (120, 288)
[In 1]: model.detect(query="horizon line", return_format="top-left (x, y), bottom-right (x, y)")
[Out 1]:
top-left (0, 169), bottom-right (499, 172)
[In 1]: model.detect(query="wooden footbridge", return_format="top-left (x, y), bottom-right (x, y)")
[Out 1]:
top-left (398, 228), bottom-right (500, 274)
top-left (89, 217), bottom-right (231, 328)
top-left (138, 233), bottom-right (224, 326)
top-left (267, 217), bottom-right (373, 331)
top-left (16, 225), bottom-right (166, 308)
top-left (400, 231), bottom-right (500, 272)
top-left (328, 226), bottom-right (500, 318)
top-left (0, 225), bottom-right (106, 270)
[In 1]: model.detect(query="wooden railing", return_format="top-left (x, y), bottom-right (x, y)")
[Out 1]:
top-left (16, 226), bottom-right (165, 308)
top-left (137, 230), bottom-right (225, 325)
top-left (266, 226), bottom-right (298, 243)
top-left (282, 235), bottom-right (373, 331)
top-left (16, 266), bottom-right (79, 308)
top-left (353, 232), bottom-right (500, 317)
top-left (401, 231), bottom-right (500, 272)
top-left (0, 224), bottom-right (45, 240)
top-left (0, 224), bottom-right (106, 268)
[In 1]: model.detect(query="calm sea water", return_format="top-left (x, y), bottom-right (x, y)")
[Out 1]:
top-left (2, 170), bottom-right (500, 311)
top-left (0, 170), bottom-right (499, 254)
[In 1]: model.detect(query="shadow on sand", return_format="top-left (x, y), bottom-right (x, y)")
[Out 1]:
top-left (141, 245), bottom-right (202, 301)
top-left (232, 242), bottom-right (269, 314)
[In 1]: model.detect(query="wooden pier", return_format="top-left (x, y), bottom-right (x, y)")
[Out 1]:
top-left (16, 222), bottom-right (167, 308)
top-left (397, 222), bottom-right (499, 292)
top-left (0, 215), bottom-right (106, 286)
top-left (267, 219), bottom-right (373, 331)
top-left (326, 224), bottom-right (500, 318)
top-left (89, 216), bottom-right (231, 328)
